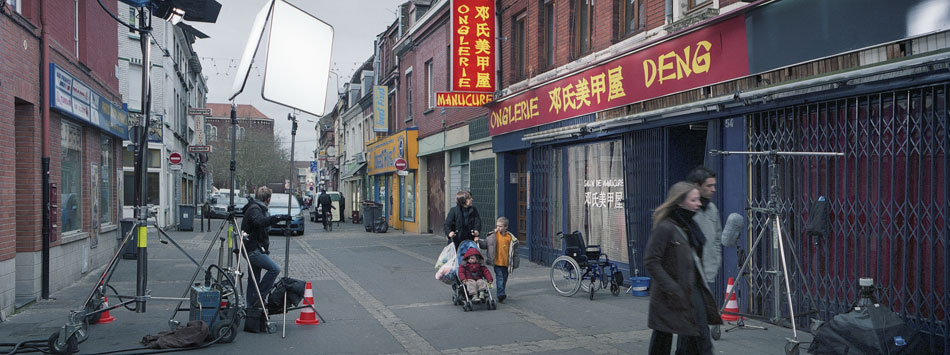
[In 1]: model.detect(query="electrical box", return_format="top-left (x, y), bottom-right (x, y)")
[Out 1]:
top-left (189, 285), bottom-right (221, 328)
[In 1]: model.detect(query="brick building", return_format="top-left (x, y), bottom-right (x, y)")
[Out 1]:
top-left (490, 0), bottom-right (949, 351)
top-left (204, 103), bottom-right (274, 190)
top-left (1, 0), bottom-right (126, 317)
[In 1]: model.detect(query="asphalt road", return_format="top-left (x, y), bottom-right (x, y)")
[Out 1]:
top-left (0, 218), bottom-right (811, 354)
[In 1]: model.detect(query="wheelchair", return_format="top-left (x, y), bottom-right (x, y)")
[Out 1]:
top-left (550, 231), bottom-right (624, 300)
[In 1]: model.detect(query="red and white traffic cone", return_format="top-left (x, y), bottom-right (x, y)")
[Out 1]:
top-left (721, 277), bottom-right (743, 322)
top-left (98, 296), bottom-right (116, 324)
top-left (295, 282), bottom-right (320, 325)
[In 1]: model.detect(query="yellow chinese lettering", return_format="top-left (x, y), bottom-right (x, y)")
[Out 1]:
top-left (574, 77), bottom-right (591, 107)
top-left (548, 87), bottom-right (562, 114)
top-left (476, 72), bottom-right (492, 88)
top-left (561, 83), bottom-right (576, 111)
top-left (476, 56), bottom-right (490, 71)
top-left (475, 6), bottom-right (490, 20)
top-left (475, 38), bottom-right (491, 55)
top-left (607, 66), bottom-right (626, 101)
top-left (476, 23), bottom-right (490, 37)
top-left (590, 73), bottom-right (606, 104)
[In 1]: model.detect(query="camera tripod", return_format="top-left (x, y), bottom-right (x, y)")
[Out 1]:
top-left (709, 149), bottom-right (842, 355)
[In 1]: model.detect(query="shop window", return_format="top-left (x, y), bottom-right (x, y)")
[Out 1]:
top-left (400, 172), bottom-right (415, 221)
top-left (574, 0), bottom-right (594, 57)
top-left (100, 135), bottom-right (113, 225)
top-left (620, 0), bottom-right (646, 37)
top-left (449, 149), bottom-right (470, 194)
top-left (566, 141), bottom-right (627, 263)
top-left (61, 121), bottom-right (83, 234)
top-left (124, 171), bottom-right (160, 206)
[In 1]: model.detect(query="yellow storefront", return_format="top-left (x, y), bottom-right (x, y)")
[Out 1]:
top-left (366, 129), bottom-right (421, 232)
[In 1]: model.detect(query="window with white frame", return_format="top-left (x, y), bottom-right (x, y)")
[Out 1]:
top-left (425, 60), bottom-right (434, 109)
top-left (100, 135), bottom-right (113, 225)
top-left (6, 0), bottom-right (21, 13)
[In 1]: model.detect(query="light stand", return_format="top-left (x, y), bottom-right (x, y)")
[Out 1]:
top-left (709, 149), bottom-right (842, 355)
top-left (282, 111), bottom-right (298, 338)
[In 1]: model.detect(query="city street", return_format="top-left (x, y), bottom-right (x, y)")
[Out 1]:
top-left (0, 219), bottom-right (810, 354)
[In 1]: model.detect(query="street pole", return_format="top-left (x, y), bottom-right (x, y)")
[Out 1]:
top-left (285, 112), bottom-right (297, 277)
top-left (133, 7), bottom-right (152, 313)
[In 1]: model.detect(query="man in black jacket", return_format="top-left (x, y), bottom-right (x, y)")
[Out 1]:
top-left (317, 189), bottom-right (335, 231)
top-left (241, 186), bottom-right (291, 307)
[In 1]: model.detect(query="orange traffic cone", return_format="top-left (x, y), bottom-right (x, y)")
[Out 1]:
top-left (295, 282), bottom-right (320, 325)
top-left (98, 296), bottom-right (116, 324)
top-left (721, 277), bottom-right (743, 322)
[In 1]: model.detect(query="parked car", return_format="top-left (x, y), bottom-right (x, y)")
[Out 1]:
top-left (267, 193), bottom-right (305, 235)
top-left (207, 196), bottom-right (248, 219)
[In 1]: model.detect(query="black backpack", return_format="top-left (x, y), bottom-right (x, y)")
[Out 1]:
top-left (265, 277), bottom-right (307, 314)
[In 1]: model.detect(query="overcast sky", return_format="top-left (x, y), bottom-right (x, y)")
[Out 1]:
top-left (190, 0), bottom-right (405, 160)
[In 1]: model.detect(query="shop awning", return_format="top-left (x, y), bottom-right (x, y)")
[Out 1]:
top-left (341, 162), bottom-right (366, 180)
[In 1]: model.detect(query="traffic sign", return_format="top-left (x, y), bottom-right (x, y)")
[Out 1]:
top-left (169, 152), bottom-right (182, 165)
top-left (169, 164), bottom-right (183, 171)
top-left (188, 107), bottom-right (212, 116)
top-left (187, 145), bottom-right (212, 153)
top-left (394, 158), bottom-right (408, 171)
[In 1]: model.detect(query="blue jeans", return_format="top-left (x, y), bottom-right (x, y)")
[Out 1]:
top-left (247, 250), bottom-right (280, 308)
top-left (493, 265), bottom-right (509, 298)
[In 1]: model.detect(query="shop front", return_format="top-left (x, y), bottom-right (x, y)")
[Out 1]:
top-left (366, 128), bottom-right (420, 232)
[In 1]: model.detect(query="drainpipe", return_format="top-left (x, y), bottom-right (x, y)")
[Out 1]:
top-left (666, 0), bottom-right (673, 24)
top-left (40, 0), bottom-right (51, 299)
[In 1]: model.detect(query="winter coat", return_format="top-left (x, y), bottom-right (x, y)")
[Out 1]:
top-left (484, 231), bottom-right (520, 271)
top-left (644, 218), bottom-right (723, 336)
top-left (458, 248), bottom-right (493, 283)
top-left (241, 198), bottom-right (280, 254)
top-left (693, 201), bottom-right (723, 281)
top-left (444, 205), bottom-right (481, 244)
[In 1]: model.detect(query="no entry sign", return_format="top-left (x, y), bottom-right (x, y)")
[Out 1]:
top-left (169, 152), bottom-right (182, 165)
top-left (394, 158), bottom-right (408, 171)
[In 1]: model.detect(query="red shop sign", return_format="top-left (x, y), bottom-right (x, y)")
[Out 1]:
top-left (488, 16), bottom-right (750, 136)
top-left (451, 0), bottom-right (495, 93)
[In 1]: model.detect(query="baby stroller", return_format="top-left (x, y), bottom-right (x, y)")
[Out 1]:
top-left (451, 240), bottom-right (497, 311)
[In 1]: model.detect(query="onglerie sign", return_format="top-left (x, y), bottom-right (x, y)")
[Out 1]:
top-left (451, 0), bottom-right (495, 93)
top-left (487, 16), bottom-right (749, 136)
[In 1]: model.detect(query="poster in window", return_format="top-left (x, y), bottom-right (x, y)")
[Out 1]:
top-left (567, 141), bottom-right (626, 262)
top-left (90, 164), bottom-right (100, 248)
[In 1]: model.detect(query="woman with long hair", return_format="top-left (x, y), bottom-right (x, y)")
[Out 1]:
top-left (443, 190), bottom-right (482, 248)
top-left (645, 181), bottom-right (722, 355)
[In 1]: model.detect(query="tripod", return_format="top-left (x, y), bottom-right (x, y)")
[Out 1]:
top-left (710, 150), bottom-right (842, 355)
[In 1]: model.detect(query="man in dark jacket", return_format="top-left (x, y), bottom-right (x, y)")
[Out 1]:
top-left (241, 186), bottom-right (291, 307)
top-left (317, 189), bottom-right (335, 230)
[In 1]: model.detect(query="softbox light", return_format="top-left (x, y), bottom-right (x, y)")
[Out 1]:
top-left (261, 0), bottom-right (334, 116)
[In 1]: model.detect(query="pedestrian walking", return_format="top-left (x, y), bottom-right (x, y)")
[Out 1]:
top-left (484, 217), bottom-right (520, 303)
top-left (644, 181), bottom-right (722, 355)
top-left (444, 190), bottom-right (481, 248)
top-left (686, 166), bottom-right (722, 285)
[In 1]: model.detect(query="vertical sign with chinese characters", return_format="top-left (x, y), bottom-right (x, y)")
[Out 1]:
top-left (373, 85), bottom-right (388, 132)
top-left (452, 0), bottom-right (495, 93)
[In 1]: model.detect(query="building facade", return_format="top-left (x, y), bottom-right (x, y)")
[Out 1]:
top-left (1, 0), bottom-right (127, 317)
top-left (117, 2), bottom-right (209, 228)
top-left (204, 103), bottom-right (274, 194)
top-left (490, 0), bottom-right (949, 351)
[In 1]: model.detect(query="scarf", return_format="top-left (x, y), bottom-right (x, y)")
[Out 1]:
top-left (669, 207), bottom-right (706, 257)
top-left (700, 197), bottom-right (711, 211)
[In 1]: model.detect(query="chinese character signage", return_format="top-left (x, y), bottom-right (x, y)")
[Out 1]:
top-left (488, 16), bottom-right (749, 136)
top-left (436, 91), bottom-right (493, 107)
top-left (373, 85), bottom-right (388, 132)
top-left (451, 0), bottom-right (495, 93)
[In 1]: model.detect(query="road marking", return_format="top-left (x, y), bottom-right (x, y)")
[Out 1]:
top-left (295, 239), bottom-right (438, 354)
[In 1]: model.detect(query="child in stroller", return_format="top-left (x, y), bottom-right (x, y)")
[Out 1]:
top-left (451, 240), bottom-right (497, 311)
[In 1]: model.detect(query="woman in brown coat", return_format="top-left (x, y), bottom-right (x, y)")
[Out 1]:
top-left (645, 181), bottom-right (722, 355)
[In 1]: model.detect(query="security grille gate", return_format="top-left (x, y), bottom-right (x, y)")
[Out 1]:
top-left (529, 146), bottom-right (559, 265)
top-left (746, 84), bottom-right (948, 352)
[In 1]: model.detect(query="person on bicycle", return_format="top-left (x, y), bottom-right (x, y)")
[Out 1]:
top-left (317, 189), bottom-right (335, 231)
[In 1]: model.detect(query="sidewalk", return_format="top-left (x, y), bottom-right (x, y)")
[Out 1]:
top-left (0, 219), bottom-right (811, 354)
